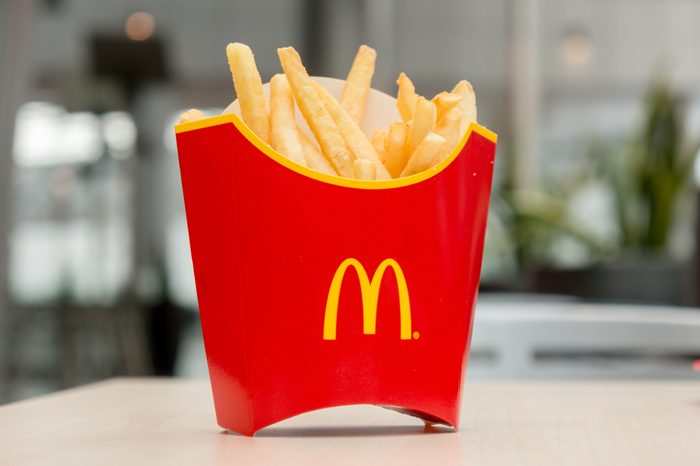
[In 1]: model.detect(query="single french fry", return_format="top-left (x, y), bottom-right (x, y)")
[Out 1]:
top-left (405, 96), bottom-right (437, 158)
top-left (298, 128), bottom-right (338, 175)
top-left (353, 159), bottom-right (376, 180)
top-left (384, 121), bottom-right (410, 178)
top-left (178, 108), bottom-right (205, 124)
top-left (396, 72), bottom-right (418, 122)
top-left (278, 47), bottom-right (354, 177)
top-left (340, 45), bottom-right (377, 125)
top-left (226, 43), bottom-right (270, 144)
top-left (312, 80), bottom-right (391, 179)
top-left (400, 132), bottom-right (446, 177)
top-left (435, 109), bottom-right (463, 160)
top-left (452, 80), bottom-right (477, 133)
top-left (432, 91), bottom-right (464, 125)
top-left (370, 127), bottom-right (388, 164)
top-left (269, 74), bottom-right (307, 166)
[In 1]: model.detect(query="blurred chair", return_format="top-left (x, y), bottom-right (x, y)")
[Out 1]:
top-left (469, 295), bottom-right (700, 380)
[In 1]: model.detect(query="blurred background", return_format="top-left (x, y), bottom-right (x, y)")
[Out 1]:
top-left (2, 0), bottom-right (700, 403)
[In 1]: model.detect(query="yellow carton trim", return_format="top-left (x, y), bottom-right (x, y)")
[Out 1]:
top-left (175, 114), bottom-right (497, 190)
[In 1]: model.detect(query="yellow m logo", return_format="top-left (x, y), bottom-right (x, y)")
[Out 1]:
top-left (323, 258), bottom-right (412, 340)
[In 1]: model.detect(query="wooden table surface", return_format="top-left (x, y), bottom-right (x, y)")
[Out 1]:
top-left (1, 378), bottom-right (698, 465)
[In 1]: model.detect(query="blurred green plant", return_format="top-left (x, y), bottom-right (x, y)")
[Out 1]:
top-left (487, 78), bottom-right (698, 278)
top-left (496, 188), bottom-right (603, 269)
top-left (605, 79), bottom-right (699, 252)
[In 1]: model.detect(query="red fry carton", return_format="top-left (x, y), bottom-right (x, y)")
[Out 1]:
top-left (175, 78), bottom-right (497, 436)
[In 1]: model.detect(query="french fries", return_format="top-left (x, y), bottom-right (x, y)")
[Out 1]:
top-left (218, 42), bottom-right (479, 180)
top-left (226, 43), bottom-right (270, 144)
top-left (396, 73), bottom-right (418, 122)
top-left (340, 45), bottom-right (377, 125)
top-left (269, 74), bottom-right (307, 166)
top-left (432, 91), bottom-right (464, 124)
top-left (299, 130), bottom-right (338, 176)
top-left (353, 159), bottom-right (376, 180)
top-left (278, 47), bottom-right (355, 178)
top-left (178, 108), bottom-right (205, 124)
top-left (371, 128), bottom-right (388, 164)
top-left (452, 80), bottom-right (477, 133)
top-left (400, 132), bottom-right (446, 177)
top-left (435, 110), bottom-right (462, 161)
top-left (384, 121), bottom-right (410, 178)
top-left (405, 96), bottom-right (437, 158)
top-left (312, 81), bottom-right (391, 179)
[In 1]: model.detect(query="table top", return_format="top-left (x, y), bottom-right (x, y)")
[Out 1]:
top-left (1, 378), bottom-right (698, 466)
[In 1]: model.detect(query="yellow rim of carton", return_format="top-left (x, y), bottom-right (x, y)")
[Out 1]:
top-left (175, 113), bottom-right (497, 190)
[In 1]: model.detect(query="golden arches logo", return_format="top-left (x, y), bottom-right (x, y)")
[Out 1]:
top-left (323, 258), bottom-right (413, 340)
